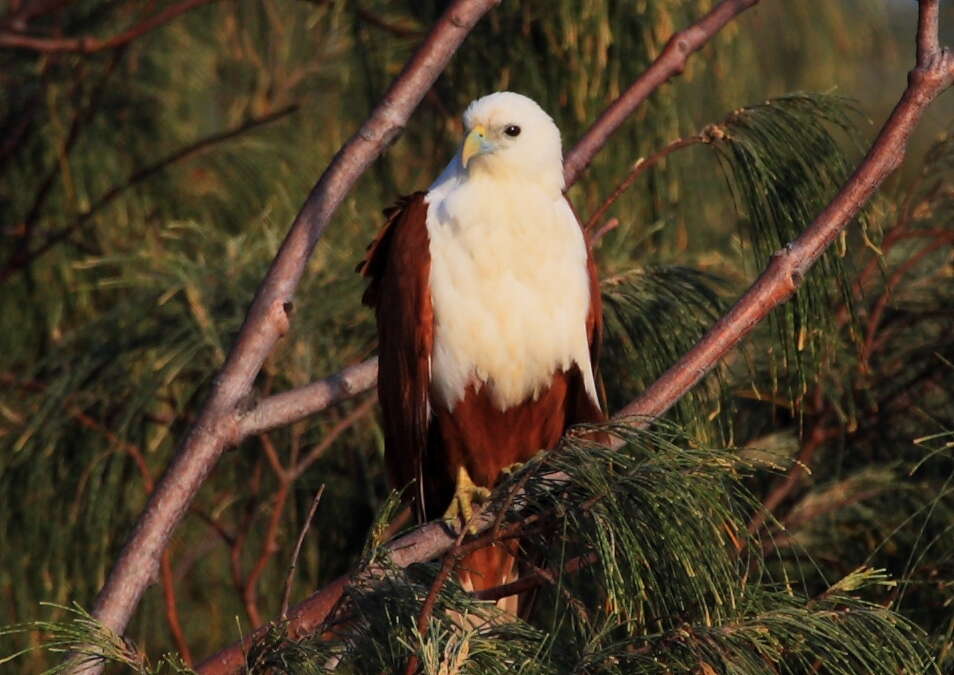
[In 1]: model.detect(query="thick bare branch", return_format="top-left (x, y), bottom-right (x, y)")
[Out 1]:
top-left (196, 5), bottom-right (954, 671)
top-left (236, 358), bottom-right (377, 439)
top-left (76, 1), bottom-right (500, 671)
top-left (917, 0), bottom-right (940, 66)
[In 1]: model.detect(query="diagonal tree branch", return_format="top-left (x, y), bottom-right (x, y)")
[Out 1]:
top-left (195, 3), bottom-right (954, 672)
top-left (74, 2), bottom-right (502, 673)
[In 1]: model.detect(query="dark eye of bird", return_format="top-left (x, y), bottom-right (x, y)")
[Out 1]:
top-left (504, 125), bottom-right (521, 137)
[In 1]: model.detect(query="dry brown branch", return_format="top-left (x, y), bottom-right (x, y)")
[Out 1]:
top-left (356, 6), bottom-right (423, 40)
top-left (859, 233), bottom-right (954, 370)
top-left (8, 50), bottom-right (123, 279)
top-left (747, 420), bottom-right (838, 535)
top-left (0, 0), bottom-right (219, 52)
top-left (159, 550), bottom-right (193, 666)
top-left (196, 4), bottom-right (954, 670)
top-left (584, 135), bottom-right (703, 234)
top-left (288, 396), bottom-right (376, 480)
top-left (588, 217), bottom-right (621, 247)
top-left (280, 485), bottom-right (325, 620)
top-left (403, 544), bottom-right (461, 675)
top-left (474, 552), bottom-right (599, 603)
top-left (242, 478), bottom-right (290, 627)
top-left (75, 3), bottom-right (502, 672)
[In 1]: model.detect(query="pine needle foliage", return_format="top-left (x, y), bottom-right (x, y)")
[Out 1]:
top-left (601, 266), bottom-right (726, 441)
top-left (1, 0), bottom-right (952, 671)
top-left (0, 604), bottom-right (192, 674)
top-left (244, 424), bottom-right (936, 674)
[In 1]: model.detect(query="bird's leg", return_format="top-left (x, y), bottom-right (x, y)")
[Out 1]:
top-left (444, 465), bottom-right (492, 533)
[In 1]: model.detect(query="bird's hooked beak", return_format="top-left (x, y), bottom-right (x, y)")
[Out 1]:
top-left (461, 124), bottom-right (494, 169)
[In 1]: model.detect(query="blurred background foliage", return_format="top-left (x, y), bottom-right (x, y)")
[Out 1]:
top-left (0, 0), bottom-right (952, 671)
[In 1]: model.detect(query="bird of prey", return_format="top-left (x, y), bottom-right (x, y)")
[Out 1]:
top-left (359, 91), bottom-right (604, 611)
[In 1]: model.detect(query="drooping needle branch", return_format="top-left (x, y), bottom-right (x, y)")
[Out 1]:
top-left (196, 2), bottom-right (954, 672)
top-left (73, 1), bottom-right (503, 673)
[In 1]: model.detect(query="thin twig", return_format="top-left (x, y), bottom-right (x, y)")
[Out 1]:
top-left (474, 553), bottom-right (598, 603)
top-left (588, 217), bottom-right (620, 247)
top-left (289, 396), bottom-right (377, 480)
top-left (9, 49), bottom-right (124, 278)
top-left (356, 6), bottom-right (423, 39)
top-left (243, 481), bottom-right (291, 628)
top-left (584, 135), bottom-right (703, 233)
top-left (281, 484), bottom-right (325, 620)
top-left (747, 421), bottom-right (837, 535)
top-left (0, 0), bottom-right (219, 52)
top-left (403, 549), bottom-right (460, 675)
top-left (160, 549), bottom-right (193, 666)
top-left (404, 495), bottom-right (479, 675)
top-left (1, 105), bottom-right (298, 282)
top-left (859, 234), bottom-right (954, 370)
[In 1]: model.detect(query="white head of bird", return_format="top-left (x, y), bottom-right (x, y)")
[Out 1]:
top-left (453, 91), bottom-right (565, 195)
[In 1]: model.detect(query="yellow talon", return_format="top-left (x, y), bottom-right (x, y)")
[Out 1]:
top-left (500, 461), bottom-right (525, 477)
top-left (444, 466), bottom-right (491, 533)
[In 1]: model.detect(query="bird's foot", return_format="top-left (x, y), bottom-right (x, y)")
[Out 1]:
top-left (444, 466), bottom-right (492, 534)
top-left (499, 461), bottom-right (525, 477)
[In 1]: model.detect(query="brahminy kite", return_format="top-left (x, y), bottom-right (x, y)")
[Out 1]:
top-left (359, 91), bottom-right (604, 609)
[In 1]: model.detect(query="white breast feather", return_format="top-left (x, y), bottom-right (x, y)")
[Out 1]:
top-left (425, 175), bottom-right (597, 412)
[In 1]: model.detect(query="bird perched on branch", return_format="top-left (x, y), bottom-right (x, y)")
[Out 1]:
top-left (359, 91), bottom-right (604, 612)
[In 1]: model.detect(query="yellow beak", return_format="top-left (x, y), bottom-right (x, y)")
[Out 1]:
top-left (461, 124), bottom-right (492, 168)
